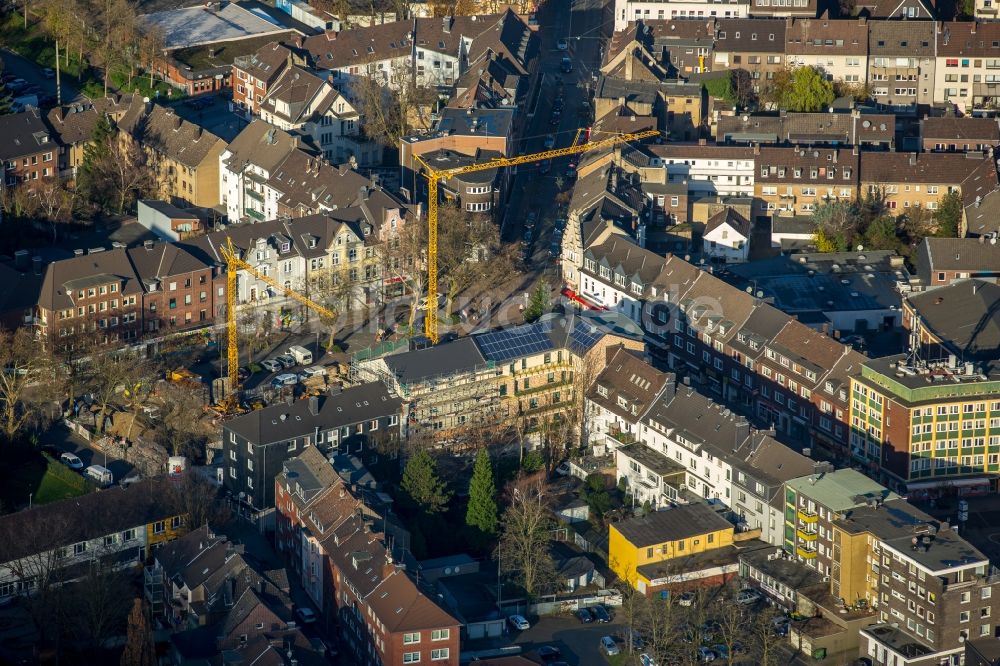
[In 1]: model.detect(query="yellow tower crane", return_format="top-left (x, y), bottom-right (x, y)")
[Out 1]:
top-left (413, 128), bottom-right (660, 344)
top-left (218, 237), bottom-right (338, 403)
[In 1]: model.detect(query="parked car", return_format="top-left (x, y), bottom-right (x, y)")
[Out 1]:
top-left (300, 366), bottom-right (326, 380)
top-left (59, 452), bottom-right (84, 470)
top-left (276, 354), bottom-right (297, 369)
top-left (508, 614), bottom-right (530, 631)
top-left (712, 645), bottom-right (729, 660)
top-left (555, 461), bottom-right (571, 476)
top-left (271, 373), bottom-right (299, 388)
top-left (523, 228), bottom-right (533, 243)
top-left (42, 68), bottom-right (54, 79)
top-left (564, 163), bottom-right (577, 179)
top-left (557, 37), bottom-right (569, 50)
top-left (735, 589), bottom-right (761, 605)
top-left (536, 646), bottom-right (562, 662)
top-left (772, 616), bottom-right (790, 636)
top-left (561, 56), bottom-right (573, 73)
top-left (237, 366), bottom-right (251, 381)
top-left (677, 591), bottom-right (696, 607)
top-left (640, 654), bottom-right (659, 666)
top-left (261, 359), bottom-right (283, 373)
top-left (295, 607), bottom-right (317, 624)
top-left (575, 607), bottom-right (593, 623)
top-left (543, 134), bottom-right (556, 149)
top-left (600, 636), bottom-right (619, 656)
top-left (697, 647), bottom-right (716, 662)
top-left (7, 79), bottom-right (27, 91)
top-left (591, 604), bottom-right (611, 623)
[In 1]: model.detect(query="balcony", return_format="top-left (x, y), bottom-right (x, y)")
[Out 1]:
top-left (797, 509), bottom-right (818, 524)
top-left (245, 188), bottom-right (264, 203)
top-left (608, 427), bottom-right (637, 446)
top-left (245, 208), bottom-right (265, 221)
top-left (796, 546), bottom-right (818, 559)
top-left (797, 529), bottom-right (818, 542)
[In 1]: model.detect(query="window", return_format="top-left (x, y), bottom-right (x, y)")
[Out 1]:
top-left (403, 653), bottom-right (421, 664)
top-left (432, 649), bottom-right (449, 661)
top-left (153, 521), bottom-right (165, 534)
top-left (432, 629), bottom-right (450, 641)
top-left (73, 542), bottom-right (87, 555)
top-left (403, 633), bottom-right (421, 645)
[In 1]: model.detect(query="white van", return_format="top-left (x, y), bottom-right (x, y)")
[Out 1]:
top-left (288, 345), bottom-right (313, 365)
top-left (301, 366), bottom-right (326, 380)
top-left (84, 465), bottom-right (114, 487)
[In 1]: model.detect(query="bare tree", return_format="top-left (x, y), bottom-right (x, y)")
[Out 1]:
top-left (68, 558), bottom-right (133, 649)
top-left (353, 58), bottom-right (438, 146)
top-left (152, 382), bottom-right (211, 460)
top-left (165, 471), bottom-right (225, 529)
top-left (0, 328), bottom-right (56, 443)
top-left (496, 477), bottom-right (557, 600)
top-left (27, 177), bottom-right (77, 242)
top-left (436, 203), bottom-right (517, 321)
top-left (746, 603), bottom-right (785, 666)
top-left (120, 598), bottom-right (156, 666)
top-left (85, 350), bottom-right (137, 434)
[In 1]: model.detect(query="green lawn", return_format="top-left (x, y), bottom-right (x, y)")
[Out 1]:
top-left (0, 449), bottom-right (91, 511)
top-left (0, 12), bottom-right (89, 80)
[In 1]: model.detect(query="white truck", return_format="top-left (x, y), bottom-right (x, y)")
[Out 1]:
top-left (287, 345), bottom-right (313, 366)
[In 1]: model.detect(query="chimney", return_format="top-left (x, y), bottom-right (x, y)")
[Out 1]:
top-left (32, 256), bottom-right (42, 276)
top-left (144, 240), bottom-right (154, 250)
top-left (443, 15), bottom-right (453, 33)
top-left (13, 250), bottom-right (29, 271)
top-left (308, 395), bottom-right (320, 416)
top-left (325, 29), bottom-right (337, 40)
top-left (909, 153), bottom-right (917, 166)
top-left (294, 34), bottom-right (304, 49)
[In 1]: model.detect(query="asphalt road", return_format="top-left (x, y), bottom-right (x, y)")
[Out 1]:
top-left (41, 422), bottom-right (134, 481)
top-left (1, 48), bottom-right (81, 104)
top-left (503, 0), bottom-right (608, 279)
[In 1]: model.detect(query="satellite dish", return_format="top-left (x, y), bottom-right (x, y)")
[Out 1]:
top-left (862, 120), bottom-right (871, 128)
top-left (745, 286), bottom-right (753, 293)
top-left (856, 244), bottom-right (864, 251)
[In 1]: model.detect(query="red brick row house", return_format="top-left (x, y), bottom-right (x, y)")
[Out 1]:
top-left (276, 447), bottom-right (460, 666)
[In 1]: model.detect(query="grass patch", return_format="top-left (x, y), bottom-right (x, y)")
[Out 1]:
top-left (605, 652), bottom-right (631, 666)
top-left (0, 12), bottom-right (89, 80)
top-left (109, 67), bottom-right (184, 101)
top-left (0, 447), bottom-right (91, 511)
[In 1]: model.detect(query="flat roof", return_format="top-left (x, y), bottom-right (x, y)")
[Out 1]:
top-left (141, 2), bottom-right (288, 50)
top-left (617, 443), bottom-right (686, 478)
top-left (835, 498), bottom-right (988, 573)
top-left (785, 469), bottom-right (897, 513)
top-left (740, 546), bottom-right (826, 591)
top-left (611, 502), bottom-right (732, 548)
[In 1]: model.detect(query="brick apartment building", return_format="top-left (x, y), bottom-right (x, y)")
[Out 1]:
top-left (231, 40), bottom-right (306, 117)
top-left (126, 241), bottom-right (223, 334)
top-left (0, 108), bottom-right (56, 190)
top-left (275, 447), bottom-right (460, 666)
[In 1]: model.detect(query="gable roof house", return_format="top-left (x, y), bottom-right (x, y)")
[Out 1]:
top-left (35, 247), bottom-right (144, 348)
top-left (231, 40), bottom-right (306, 118)
top-left (913, 236), bottom-right (1000, 288)
top-left (702, 207), bottom-right (751, 263)
top-left (118, 100), bottom-right (227, 209)
top-left (867, 21), bottom-right (936, 111)
top-left (275, 448), bottom-right (461, 666)
top-left (0, 479), bottom-right (188, 603)
top-left (45, 95), bottom-right (134, 178)
top-left (0, 107), bottom-right (57, 191)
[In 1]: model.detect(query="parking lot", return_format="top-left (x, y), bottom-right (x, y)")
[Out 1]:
top-left (511, 614), bottom-right (626, 665)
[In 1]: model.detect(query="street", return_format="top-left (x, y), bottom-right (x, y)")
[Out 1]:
top-left (0, 48), bottom-right (81, 104)
top-left (503, 0), bottom-right (609, 281)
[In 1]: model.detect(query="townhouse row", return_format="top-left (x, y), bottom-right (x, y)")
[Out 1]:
top-left (275, 446), bottom-right (460, 666)
top-left (613, 15), bottom-right (1000, 113)
top-left (605, 141), bottom-right (997, 228)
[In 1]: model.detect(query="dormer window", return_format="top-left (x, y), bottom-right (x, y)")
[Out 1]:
top-left (309, 238), bottom-right (317, 248)
top-left (281, 242), bottom-right (290, 252)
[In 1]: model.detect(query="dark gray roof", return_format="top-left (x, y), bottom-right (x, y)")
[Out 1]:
top-left (0, 108), bottom-right (53, 161)
top-left (384, 337), bottom-right (487, 384)
top-left (835, 498), bottom-right (987, 572)
top-left (225, 383), bottom-right (401, 445)
top-left (740, 546), bottom-right (826, 590)
top-left (918, 237), bottom-right (1000, 272)
top-left (612, 502), bottom-right (733, 547)
top-left (433, 106), bottom-right (514, 138)
top-left (0, 479), bottom-right (185, 564)
top-left (906, 280), bottom-right (1000, 363)
top-left (705, 207), bottom-right (750, 238)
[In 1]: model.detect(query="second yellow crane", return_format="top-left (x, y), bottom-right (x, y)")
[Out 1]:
top-left (219, 237), bottom-right (338, 402)
top-left (414, 128), bottom-right (660, 344)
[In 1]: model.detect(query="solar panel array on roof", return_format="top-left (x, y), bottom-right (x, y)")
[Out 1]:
top-left (474, 325), bottom-right (555, 363)
top-left (568, 323), bottom-right (603, 354)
